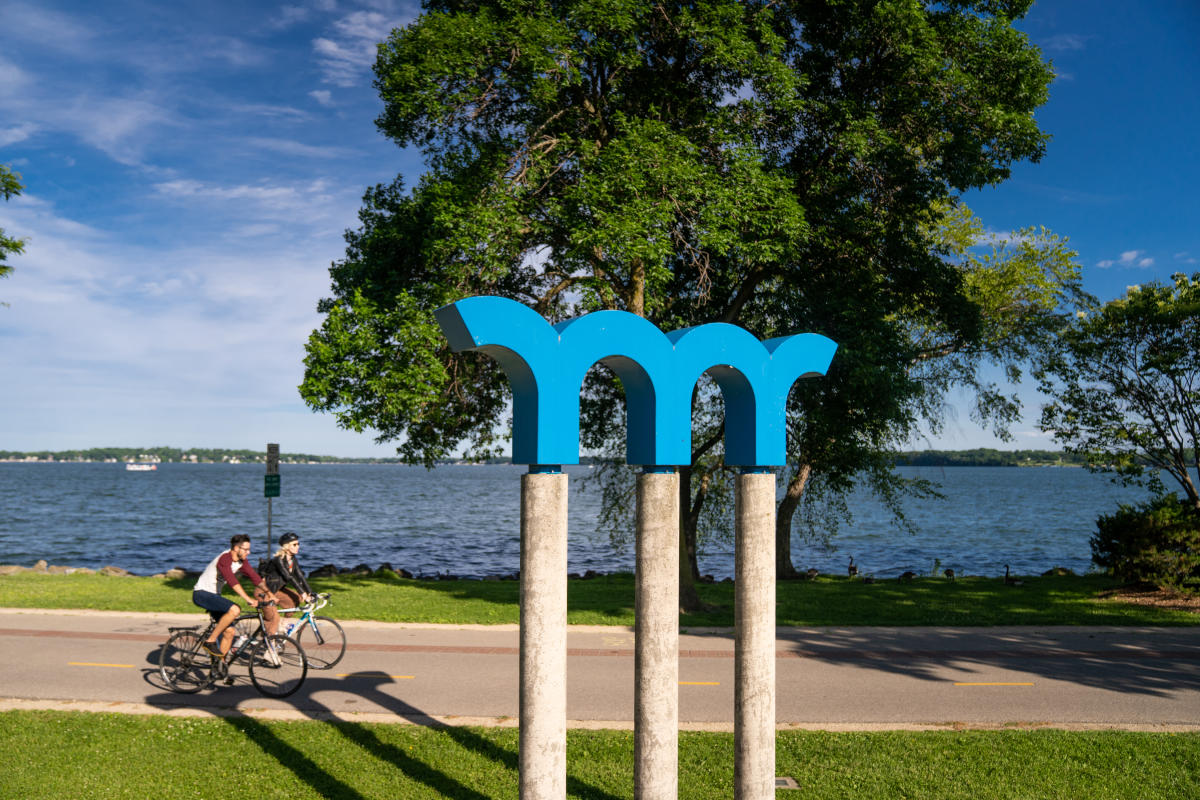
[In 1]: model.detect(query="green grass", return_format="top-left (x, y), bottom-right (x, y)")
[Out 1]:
top-left (1, 570), bottom-right (1197, 626)
top-left (0, 710), bottom-right (1197, 799)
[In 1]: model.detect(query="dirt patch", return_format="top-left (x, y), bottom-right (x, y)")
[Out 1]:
top-left (1098, 584), bottom-right (1200, 614)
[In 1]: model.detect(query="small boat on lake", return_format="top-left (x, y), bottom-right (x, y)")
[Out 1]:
top-left (125, 463), bottom-right (157, 472)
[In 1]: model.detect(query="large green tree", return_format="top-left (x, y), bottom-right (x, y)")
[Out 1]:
top-left (1, 164), bottom-right (25, 300)
top-left (302, 0), bottom-right (1060, 598)
top-left (1038, 274), bottom-right (1200, 511)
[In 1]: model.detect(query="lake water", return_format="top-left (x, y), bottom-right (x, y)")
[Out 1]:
top-left (0, 462), bottom-right (1163, 580)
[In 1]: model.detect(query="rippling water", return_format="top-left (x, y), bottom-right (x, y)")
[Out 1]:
top-left (0, 462), bottom-right (1161, 579)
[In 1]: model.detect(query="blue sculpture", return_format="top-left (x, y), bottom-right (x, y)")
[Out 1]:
top-left (435, 296), bottom-right (837, 466)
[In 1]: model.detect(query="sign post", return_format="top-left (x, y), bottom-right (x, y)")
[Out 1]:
top-left (265, 443), bottom-right (280, 554)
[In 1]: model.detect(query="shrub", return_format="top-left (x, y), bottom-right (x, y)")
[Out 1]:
top-left (1091, 495), bottom-right (1200, 587)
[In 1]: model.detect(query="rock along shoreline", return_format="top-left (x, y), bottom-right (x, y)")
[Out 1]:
top-left (0, 559), bottom-right (658, 583)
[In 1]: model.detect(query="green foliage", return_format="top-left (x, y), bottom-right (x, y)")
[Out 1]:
top-left (1, 163), bottom-right (26, 300)
top-left (304, 0), bottom-right (1056, 457)
top-left (1038, 273), bottom-right (1200, 509)
top-left (4, 711), bottom-right (1198, 800)
top-left (301, 0), bottom-right (1075, 584)
top-left (1092, 494), bottom-right (1200, 587)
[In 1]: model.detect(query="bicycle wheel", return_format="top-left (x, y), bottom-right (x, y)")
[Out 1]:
top-left (227, 616), bottom-right (260, 664)
top-left (159, 630), bottom-right (214, 693)
top-left (295, 616), bottom-right (346, 669)
top-left (249, 634), bottom-right (307, 698)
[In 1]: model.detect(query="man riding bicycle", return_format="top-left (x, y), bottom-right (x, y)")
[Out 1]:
top-left (192, 534), bottom-right (278, 658)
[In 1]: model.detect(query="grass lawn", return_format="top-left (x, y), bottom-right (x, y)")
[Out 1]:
top-left (1, 710), bottom-right (1196, 800)
top-left (0, 570), bottom-right (1197, 626)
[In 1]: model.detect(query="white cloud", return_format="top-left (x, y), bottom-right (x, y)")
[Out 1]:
top-left (269, 5), bottom-right (312, 29)
top-left (1174, 252), bottom-right (1198, 264)
top-left (0, 2), bottom-right (97, 52)
top-left (1095, 250), bottom-right (1156, 270)
top-left (231, 103), bottom-right (311, 121)
top-left (0, 57), bottom-right (31, 96)
top-left (0, 123), bottom-right (36, 147)
top-left (243, 136), bottom-right (356, 160)
top-left (1042, 34), bottom-right (1089, 52)
top-left (309, 90), bottom-right (334, 107)
top-left (151, 177), bottom-right (342, 222)
top-left (314, 10), bottom-right (410, 87)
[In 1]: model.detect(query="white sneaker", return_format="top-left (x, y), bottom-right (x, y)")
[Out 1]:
top-left (264, 641), bottom-right (282, 668)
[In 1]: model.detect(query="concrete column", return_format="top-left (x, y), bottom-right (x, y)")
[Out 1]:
top-left (635, 468), bottom-right (680, 800)
top-left (520, 467), bottom-right (569, 800)
top-left (734, 470), bottom-right (776, 800)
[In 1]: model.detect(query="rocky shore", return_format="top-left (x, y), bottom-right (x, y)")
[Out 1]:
top-left (0, 560), bottom-right (636, 582)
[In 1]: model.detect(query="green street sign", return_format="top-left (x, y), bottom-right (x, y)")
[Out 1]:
top-left (264, 474), bottom-right (281, 498)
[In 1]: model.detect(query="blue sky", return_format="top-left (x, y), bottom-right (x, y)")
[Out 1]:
top-left (1, 1), bottom-right (1197, 458)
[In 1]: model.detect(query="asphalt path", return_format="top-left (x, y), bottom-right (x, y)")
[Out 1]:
top-left (2, 608), bottom-right (1199, 731)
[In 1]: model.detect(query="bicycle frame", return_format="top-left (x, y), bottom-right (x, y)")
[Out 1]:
top-left (276, 593), bottom-right (330, 642)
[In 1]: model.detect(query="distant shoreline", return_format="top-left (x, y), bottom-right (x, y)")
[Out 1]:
top-left (1, 447), bottom-right (1085, 468)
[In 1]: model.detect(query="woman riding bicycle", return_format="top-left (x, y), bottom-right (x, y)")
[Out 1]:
top-left (261, 531), bottom-right (314, 617)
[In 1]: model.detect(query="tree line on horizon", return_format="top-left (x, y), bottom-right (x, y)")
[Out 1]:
top-left (1, 447), bottom-right (1089, 467)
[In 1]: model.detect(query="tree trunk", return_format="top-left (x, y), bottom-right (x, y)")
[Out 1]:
top-left (775, 463), bottom-right (812, 579)
top-left (678, 465), bottom-right (704, 612)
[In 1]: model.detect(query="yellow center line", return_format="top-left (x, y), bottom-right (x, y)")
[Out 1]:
top-left (679, 681), bottom-right (720, 686)
top-left (68, 662), bottom-right (135, 669)
top-left (338, 673), bottom-right (415, 680)
top-left (954, 682), bottom-right (1034, 686)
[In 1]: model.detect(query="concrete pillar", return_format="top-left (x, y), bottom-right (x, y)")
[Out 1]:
top-left (520, 467), bottom-right (569, 800)
top-left (734, 470), bottom-right (775, 800)
top-left (635, 468), bottom-right (680, 800)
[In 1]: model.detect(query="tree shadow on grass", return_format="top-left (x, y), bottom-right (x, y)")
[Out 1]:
top-left (297, 671), bottom-right (622, 800)
top-left (142, 667), bottom-right (623, 800)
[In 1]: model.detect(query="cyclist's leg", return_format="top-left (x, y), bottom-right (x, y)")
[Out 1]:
top-left (256, 585), bottom-right (280, 635)
top-left (193, 589), bottom-right (238, 654)
top-left (277, 587), bottom-right (301, 615)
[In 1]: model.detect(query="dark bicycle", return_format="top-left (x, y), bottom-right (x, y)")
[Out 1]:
top-left (158, 606), bottom-right (307, 697)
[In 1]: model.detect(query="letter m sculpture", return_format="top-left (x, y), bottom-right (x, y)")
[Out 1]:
top-left (435, 295), bottom-right (836, 800)
top-left (435, 296), bottom-right (837, 466)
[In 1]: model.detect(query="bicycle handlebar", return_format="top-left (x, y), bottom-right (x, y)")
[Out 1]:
top-left (275, 592), bottom-right (330, 615)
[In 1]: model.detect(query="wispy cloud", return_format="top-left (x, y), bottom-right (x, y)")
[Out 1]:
top-left (1096, 249), bottom-right (1155, 269)
top-left (243, 137), bottom-right (357, 160)
top-left (1042, 33), bottom-right (1090, 52)
top-left (309, 90), bottom-right (334, 107)
top-left (1174, 251), bottom-right (1198, 264)
top-left (0, 123), bottom-right (37, 147)
top-left (0, 1), bottom-right (98, 52)
top-left (314, 10), bottom-right (410, 87)
top-left (151, 177), bottom-right (341, 220)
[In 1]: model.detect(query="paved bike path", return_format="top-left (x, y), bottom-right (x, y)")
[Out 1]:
top-left (2, 608), bottom-right (1199, 731)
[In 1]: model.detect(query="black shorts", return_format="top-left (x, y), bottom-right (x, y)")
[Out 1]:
top-left (192, 589), bottom-right (235, 620)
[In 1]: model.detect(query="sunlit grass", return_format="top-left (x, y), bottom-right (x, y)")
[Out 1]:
top-left (1, 570), bottom-right (1197, 627)
top-left (1, 711), bottom-right (1197, 800)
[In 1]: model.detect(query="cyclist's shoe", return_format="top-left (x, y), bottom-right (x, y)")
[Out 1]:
top-left (263, 642), bottom-right (282, 668)
top-left (202, 639), bottom-right (224, 659)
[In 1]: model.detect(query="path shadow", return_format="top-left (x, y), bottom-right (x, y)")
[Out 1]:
top-left (682, 624), bottom-right (1200, 698)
